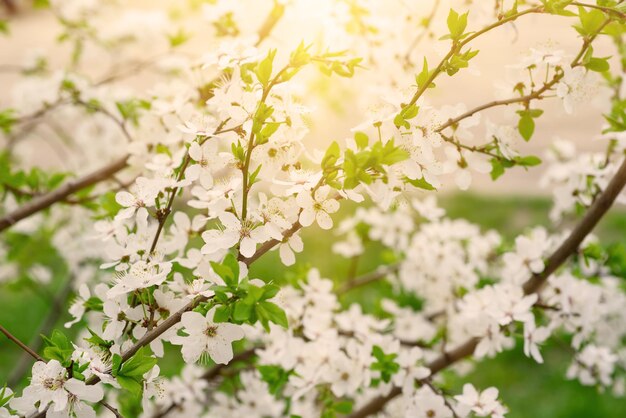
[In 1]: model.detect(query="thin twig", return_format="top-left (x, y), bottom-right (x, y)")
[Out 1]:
top-left (0, 324), bottom-right (44, 362)
top-left (8, 276), bottom-right (75, 386)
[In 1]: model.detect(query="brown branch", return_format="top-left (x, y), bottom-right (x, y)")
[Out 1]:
top-left (0, 324), bottom-right (44, 362)
top-left (255, 1), bottom-right (285, 46)
top-left (336, 264), bottom-right (399, 295)
top-left (348, 155), bottom-right (626, 418)
top-left (8, 276), bottom-right (75, 386)
top-left (0, 156), bottom-right (129, 232)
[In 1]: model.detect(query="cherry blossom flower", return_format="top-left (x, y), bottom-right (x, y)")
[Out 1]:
top-left (10, 360), bottom-right (103, 417)
top-left (201, 212), bottom-right (271, 258)
top-left (173, 308), bottom-right (245, 364)
top-left (406, 386), bottom-right (453, 418)
top-left (296, 186), bottom-right (340, 230)
top-left (454, 384), bottom-right (507, 418)
top-left (523, 321), bottom-right (551, 363)
top-left (115, 177), bottom-right (162, 220)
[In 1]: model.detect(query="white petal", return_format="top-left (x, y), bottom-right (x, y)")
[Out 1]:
top-left (296, 192), bottom-right (314, 208)
top-left (219, 212), bottom-right (241, 229)
top-left (299, 209), bottom-right (315, 227)
top-left (64, 379), bottom-right (104, 403)
top-left (181, 311), bottom-right (206, 334)
top-left (316, 211), bottom-right (333, 230)
top-left (239, 237), bottom-right (257, 258)
top-left (115, 191), bottom-right (136, 207)
top-left (322, 198), bottom-right (339, 214)
top-left (181, 336), bottom-right (205, 363)
top-left (279, 244), bottom-right (295, 266)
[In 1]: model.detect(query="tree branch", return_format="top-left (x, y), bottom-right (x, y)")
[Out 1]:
top-left (0, 324), bottom-right (44, 362)
top-left (0, 156), bottom-right (129, 232)
top-left (8, 275), bottom-right (75, 386)
top-left (348, 155), bottom-right (626, 418)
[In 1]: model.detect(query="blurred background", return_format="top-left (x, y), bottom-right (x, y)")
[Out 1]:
top-left (1, 1), bottom-right (626, 417)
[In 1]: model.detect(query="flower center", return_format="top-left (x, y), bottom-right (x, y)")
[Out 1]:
top-left (204, 325), bottom-right (218, 337)
top-left (42, 377), bottom-right (64, 391)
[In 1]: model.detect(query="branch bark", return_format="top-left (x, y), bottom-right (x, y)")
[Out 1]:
top-left (8, 275), bottom-right (75, 387)
top-left (348, 155), bottom-right (626, 418)
top-left (0, 156), bottom-right (129, 232)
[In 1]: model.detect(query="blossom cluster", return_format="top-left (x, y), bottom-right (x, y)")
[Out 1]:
top-left (1, 1), bottom-right (626, 418)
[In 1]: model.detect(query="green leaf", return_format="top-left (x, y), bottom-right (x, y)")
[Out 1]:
top-left (406, 176), bottom-right (436, 191)
top-left (0, 385), bottom-right (13, 407)
top-left (490, 159), bottom-right (505, 180)
top-left (256, 301), bottom-right (288, 331)
top-left (233, 300), bottom-right (253, 321)
top-left (514, 155), bottom-right (542, 167)
top-left (354, 132), bottom-right (369, 149)
top-left (262, 284), bottom-right (280, 300)
top-left (210, 253), bottom-right (240, 288)
top-left (213, 304), bottom-right (231, 323)
top-left (444, 9), bottom-right (469, 41)
top-left (258, 365), bottom-right (292, 396)
top-left (585, 56), bottom-right (610, 72)
top-left (333, 401), bottom-right (354, 414)
top-left (167, 29), bottom-right (191, 48)
top-left (119, 347), bottom-right (157, 378)
top-left (116, 375), bottom-right (143, 398)
top-left (41, 330), bottom-right (74, 366)
top-left (415, 57), bottom-right (434, 90)
top-left (518, 114), bottom-right (535, 141)
top-left (255, 49), bottom-right (276, 87)
top-left (575, 6), bottom-right (607, 36)
top-left (0, 109), bottom-right (16, 135)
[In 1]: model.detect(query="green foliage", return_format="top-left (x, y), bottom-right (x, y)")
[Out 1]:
top-left (540, 0), bottom-right (576, 16)
top-left (0, 20), bottom-right (8, 35)
top-left (258, 364), bottom-right (292, 396)
top-left (322, 141), bottom-right (341, 189)
top-left (255, 49), bottom-right (277, 87)
top-left (251, 102), bottom-right (274, 139)
top-left (84, 328), bottom-right (113, 354)
top-left (167, 29), bottom-right (192, 48)
top-left (42, 330), bottom-right (74, 367)
top-left (582, 46), bottom-right (611, 73)
top-left (316, 51), bottom-right (363, 78)
top-left (442, 9), bottom-right (470, 42)
top-left (575, 6), bottom-right (607, 36)
top-left (0, 109), bottom-right (16, 135)
top-left (393, 104), bottom-right (419, 129)
top-left (212, 12), bottom-right (240, 37)
top-left (318, 387), bottom-right (354, 418)
top-left (112, 347), bottom-right (157, 398)
top-left (516, 109), bottom-right (544, 141)
top-left (415, 57), bottom-right (436, 90)
top-left (370, 345), bottom-right (399, 385)
top-left (209, 254), bottom-right (288, 332)
top-left (210, 253), bottom-right (241, 289)
top-left (444, 48), bottom-right (479, 76)
top-left (490, 154), bottom-right (542, 180)
top-left (115, 99), bottom-right (151, 126)
top-left (0, 385), bottom-right (13, 408)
